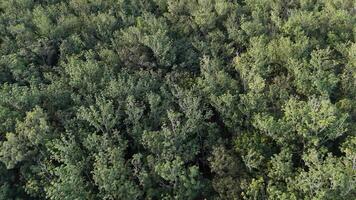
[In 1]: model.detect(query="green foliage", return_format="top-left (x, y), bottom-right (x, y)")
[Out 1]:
top-left (0, 0), bottom-right (355, 199)
top-left (291, 148), bottom-right (355, 200)
top-left (0, 106), bottom-right (50, 169)
top-left (254, 97), bottom-right (348, 147)
top-left (46, 164), bottom-right (93, 200)
top-left (89, 133), bottom-right (141, 200)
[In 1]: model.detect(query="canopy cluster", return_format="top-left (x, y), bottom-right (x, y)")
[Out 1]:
top-left (0, 0), bottom-right (355, 199)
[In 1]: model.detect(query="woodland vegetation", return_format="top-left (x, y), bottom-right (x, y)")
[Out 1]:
top-left (0, 0), bottom-right (355, 199)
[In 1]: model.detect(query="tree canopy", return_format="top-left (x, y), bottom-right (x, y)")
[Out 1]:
top-left (0, 0), bottom-right (355, 199)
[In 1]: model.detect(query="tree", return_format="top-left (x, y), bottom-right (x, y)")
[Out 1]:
top-left (0, 0), bottom-right (355, 199)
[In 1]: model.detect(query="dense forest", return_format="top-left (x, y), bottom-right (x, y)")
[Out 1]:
top-left (0, 0), bottom-right (355, 199)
